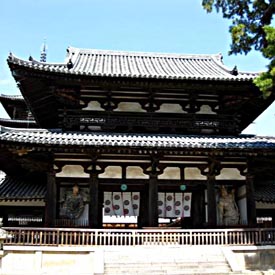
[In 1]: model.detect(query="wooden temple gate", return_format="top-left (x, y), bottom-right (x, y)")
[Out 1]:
top-left (1, 47), bottom-right (275, 234)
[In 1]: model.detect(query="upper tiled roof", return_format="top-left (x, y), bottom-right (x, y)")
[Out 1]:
top-left (0, 176), bottom-right (46, 201)
top-left (0, 94), bottom-right (24, 101)
top-left (0, 126), bottom-right (275, 150)
top-left (7, 47), bottom-right (258, 81)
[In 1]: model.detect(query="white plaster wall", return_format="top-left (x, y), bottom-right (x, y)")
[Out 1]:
top-left (82, 101), bottom-right (104, 111)
top-left (216, 168), bottom-right (245, 180)
top-left (114, 102), bottom-right (145, 112)
top-left (1, 251), bottom-right (36, 274)
top-left (158, 167), bottom-right (180, 180)
top-left (99, 166), bottom-right (122, 179)
top-left (156, 103), bottom-right (186, 113)
top-left (185, 167), bottom-right (207, 180)
top-left (56, 165), bottom-right (89, 178)
top-left (1, 249), bottom-right (96, 275)
top-left (196, 104), bottom-right (216, 114)
top-left (126, 166), bottom-right (149, 179)
top-left (42, 252), bottom-right (94, 274)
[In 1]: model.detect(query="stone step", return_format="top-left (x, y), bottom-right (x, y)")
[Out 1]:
top-left (104, 271), bottom-right (264, 275)
top-left (103, 245), bottom-right (232, 275)
top-left (104, 263), bottom-right (231, 273)
top-left (104, 257), bottom-right (228, 263)
top-left (105, 262), bottom-right (231, 268)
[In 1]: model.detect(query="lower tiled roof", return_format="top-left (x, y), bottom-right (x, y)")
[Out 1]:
top-left (0, 118), bottom-right (37, 128)
top-left (254, 183), bottom-right (275, 203)
top-left (0, 176), bottom-right (46, 201)
top-left (0, 126), bottom-right (275, 150)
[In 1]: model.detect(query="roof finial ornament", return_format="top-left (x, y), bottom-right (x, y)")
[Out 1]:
top-left (231, 65), bottom-right (238, 76)
top-left (40, 38), bottom-right (47, 62)
top-left (8, 52), bottom-right (13, 61)
top-left (67, 58), bottom-right (73, 69)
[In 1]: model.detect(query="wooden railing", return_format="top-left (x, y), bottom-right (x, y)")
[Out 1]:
top-left (3, 227), bottom-right (275, 246)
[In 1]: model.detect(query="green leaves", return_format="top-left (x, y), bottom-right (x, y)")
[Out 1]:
top-left (202, 0), bottom-right (275, 97)
top-left (262, 26), bottom-right (275, 59)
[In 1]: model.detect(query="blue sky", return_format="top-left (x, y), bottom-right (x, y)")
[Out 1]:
top-left (0, 0), bottom-right (274, 135)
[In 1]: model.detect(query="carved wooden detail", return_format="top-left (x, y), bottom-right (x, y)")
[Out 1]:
top-left (61, 110), bottom-right (240, 134)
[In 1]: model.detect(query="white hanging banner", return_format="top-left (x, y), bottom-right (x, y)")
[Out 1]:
top-left (123, 192), bottom-right (134, 216)
top-left (174, 193), bottom-right (183, 217)
top-left (158, 192), bottom-right (165, 218)
top-left (104, 192), bottom-right (140, 217)
top-left (112, 192), bottom-right (124, 216)
top-left (158, 192), bottom-right (192, 218)
top-left (165, 193), bottom-right (175, 218)
top-left (104, 192), bottom-right (115, 216)
top-left (131, 192), bottom-right (140, 216)
top-left (183, 193), bottom-right (192, 217)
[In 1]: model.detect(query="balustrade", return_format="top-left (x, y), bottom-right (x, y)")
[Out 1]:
top-left (3, 227), bottom-right (275, 247)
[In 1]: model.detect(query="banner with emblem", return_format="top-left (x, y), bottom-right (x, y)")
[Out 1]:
top-left (158, 192), bottom-right (192, 218)
top-left (104, 192), bottom-right (140, 217)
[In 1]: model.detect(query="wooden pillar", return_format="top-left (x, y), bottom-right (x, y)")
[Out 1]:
top-left (246, 174), bottom-right (257, 227)
top-left (143, 155), bottom-right (161, 228)
top-left (88, 170), bottom-right (102, 229)
top-left (192, 186), bottom-right (204, 228)
top-left (137, 189), bottom-right (147, 228)
top-left (45, 170), bottom-right (57, 227)
top-left (147, 173), bottom-right (159, 227)
top-left (207, 174), bottom-right (217, 227)
top-left (204, 157), bottom-right (220, 228)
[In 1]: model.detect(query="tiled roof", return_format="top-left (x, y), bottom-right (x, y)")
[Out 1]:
top-left (254, 183), bottom-right (275, 203)
top-left (7, 47), bottom-right (258, 81)
top-left (0, 94), bottom-right (24, 101)
top-left (0, 176), bottom-right (46, 201)
top-left (0, 118), bottom-right (36, 126)
top-left (0, 126), bottom-right (275, 150)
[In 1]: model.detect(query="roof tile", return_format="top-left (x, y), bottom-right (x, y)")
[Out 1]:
top-left (0, 176), bottom-right (46, 201)
top-left (7, 47), bottom-right (258, 81)
top-left (0, 126), bottom-right (275, 150)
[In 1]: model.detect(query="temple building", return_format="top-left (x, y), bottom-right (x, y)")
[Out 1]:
top-left (0, 47), bottom-right (275, 229)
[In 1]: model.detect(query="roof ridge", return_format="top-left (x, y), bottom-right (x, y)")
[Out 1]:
top-left (67, 46), bottom-right (221, 59)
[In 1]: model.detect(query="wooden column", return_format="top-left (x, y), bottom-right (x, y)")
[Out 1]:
top-left (207, 174), bottom-right (217, 227)
top-left (192, 186), bottom-right (204, 228)
top-left (88, 169), bottom-right (102, 229)
top-left (45, 170), bottom-right (57, 227)
top-left (246, 174), bottom-right (257, 227)
top-left (137, 189), bottom-right (147, 228)
top-left (204, 157), bottom-right (220, 228)
top-left (143, 155), bottom-right (162, 227)
top-left (147, 173), bottom-right (159, 227)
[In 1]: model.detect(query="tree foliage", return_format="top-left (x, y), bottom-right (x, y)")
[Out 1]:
top-left (202, 0), bottom-right (275, 96)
